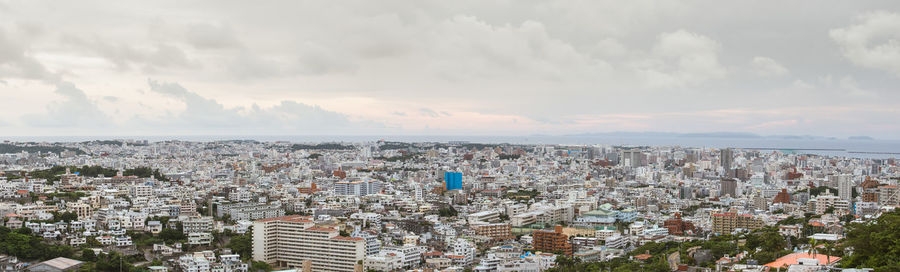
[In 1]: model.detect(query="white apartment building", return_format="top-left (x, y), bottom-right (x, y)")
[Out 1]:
top-left (808, 192), bottom-right (850, 214)
top-left (364, 252), bottom-right (402, 272)
top-left (605, 235), bottom-right (628, 248)
top-left (132, 185), bottom-right (153, 198)
top-left (381, 244), bottom-right (425, 269)
top-left (449, 239), bottom-right (476, 266)
top-left (217, 202), bottom-right (285, 221)
top-left (834, 175), bottom-right (853, 201)
top-left (467, 210), bottom-right (500, 224)
top-left (65, 202), bottom-right (92, 220)
top-left (536, 205), bottom-right (574, 225)
top-left (188, 232), bottom-right (214, 245)
top-left (334, 180), bottom-right (382, 196)
top-left (252, 215), bottom-right (365, 272)
top-left (182, 216), bottom-right (214, 233)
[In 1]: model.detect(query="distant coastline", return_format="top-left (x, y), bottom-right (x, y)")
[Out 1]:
top-left (2, 133), bottom-right (899, 159)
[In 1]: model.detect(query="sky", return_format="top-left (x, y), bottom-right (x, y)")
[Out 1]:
top-left (1, 1), bottom-right (899, 138)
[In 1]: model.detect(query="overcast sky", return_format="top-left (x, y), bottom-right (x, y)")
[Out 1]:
top-left (1, 1), bottom-right (899, 138)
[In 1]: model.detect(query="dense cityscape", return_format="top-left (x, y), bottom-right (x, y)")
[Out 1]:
top-left (3, 1), bottom-right (900, 272)
top-left (0, 139), bottom-right (897, 272)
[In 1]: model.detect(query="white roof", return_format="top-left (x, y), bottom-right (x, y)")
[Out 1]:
top-left (37, 257), bottom-right (83, 269)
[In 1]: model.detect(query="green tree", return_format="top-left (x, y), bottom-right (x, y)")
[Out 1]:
top-left (159, 228), bottom-right (185, 243)
top-left (81, 249), bottom-right (96, 262)
top-left (54, 211), bottom-right (79, 222)
top-left (840, 209), bottom-right (900, 271)
top-left (251, 261), bottom-right (272, 272)
top-left (227, 229), bottom-right (253, 260)
top-left (808, 238), bottom-right (820, 259)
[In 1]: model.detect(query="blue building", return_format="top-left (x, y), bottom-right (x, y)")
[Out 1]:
top-left (445, 172), bottom-right (463, 190)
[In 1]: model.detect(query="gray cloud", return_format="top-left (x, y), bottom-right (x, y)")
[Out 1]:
top-left (146, 79), bottom-right (385, 133)
top-left (419, 108), bottom-right (441, 118)
top-left (2, 1), bottom-right (900, 137)
top-left (184, 23), bottom-right (241, 49)
top-left (0, 26), bottom-right (57, 82)
top-left (635, 30), bottom-right (726, 89)
top-left (830, 11), bottom-right (900, 77)
top-left (62, 35), bottom-right (193, 72)
top-left (751, 56), bottom-right (789, 77)
top-left (21, 82), bottom-right (112, 127)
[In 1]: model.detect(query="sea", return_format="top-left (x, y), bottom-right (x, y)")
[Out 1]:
top-left (3, 135), bottom-right (899, 159)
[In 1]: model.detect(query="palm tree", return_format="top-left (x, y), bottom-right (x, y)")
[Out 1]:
top-left (822, 241), bottom-right (834, 266)
top-left (808, 238), bottom-right (820, 261)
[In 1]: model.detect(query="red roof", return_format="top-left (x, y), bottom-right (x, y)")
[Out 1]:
top-left (306, 227), bottom-right (337, 232)
top-left (765, 252), bottom-right (840, 268)
top-left (331, 236), bottom-right (363, 241)
top-left (712, 213), bottom-right (752, 218)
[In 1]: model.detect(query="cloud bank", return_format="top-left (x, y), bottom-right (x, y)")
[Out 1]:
top-left (0, 1), bottom-right (899, 138)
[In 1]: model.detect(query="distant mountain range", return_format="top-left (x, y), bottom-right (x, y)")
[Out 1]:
top-left (564, 132), bottom-right (875, 140)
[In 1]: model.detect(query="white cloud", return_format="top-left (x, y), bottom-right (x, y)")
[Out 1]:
top-left (830, 11), bottom-right (900, 76)
top-left (62, 35), bottom-right (194, 72)
top-left (184, 22), bottom-right (241, 49)
top-left (0, 26), bottom-right (57, 82)
top-left (751, 56), bottom-right (789, 77)
top-left (418, 108), bottom-right (441, 118)
top-left (425, 15), bottom-right (610, 81)
top-left (146, 79), bottom-right (385, 134)
top-left (636, 30), bottom-right (726, 88)
top-left (792, 80), bottom-right (814, 89)
top-left (21, 82), bottom-right (112, 127)
top-left (838, 76), bottom-right (876, 97)
top-left (1, 2), bottom-right (900, 137)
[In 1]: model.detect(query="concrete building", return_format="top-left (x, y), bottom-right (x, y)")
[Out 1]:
top-left (720, 148), bottom-right (733, 170)
top-left (181, 216), bottom-right (214, 233)
top-left (252, 215), bottom-right (365, 272)
top-left (471, 223), bottom-right (512, 240)
top-left (217, 202), bottom-right (285, 221)
top-left (467, 210), bottom-right (500, 224)
top-left (711, 212), bottom-right (763, 234)
top-left (334, 180), bottom-right (383, 196)
top-left (444, 172), bottom-right (463, 190)
top-left (720, 179), bottom-right (738, 197)
top-left (834, 175), bottom-right (853, 201)
top-left (27, 257), bottom-right (83, 272)
top-left (532, 225), bottom-right (572, 256)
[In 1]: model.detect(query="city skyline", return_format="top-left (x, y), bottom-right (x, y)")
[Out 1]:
top-left (2, 2), bottom-right (899, 270)
top-left (2, 1), bottom-right (900, 138)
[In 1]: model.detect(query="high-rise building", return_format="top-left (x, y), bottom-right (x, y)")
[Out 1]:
top-left (445, 172), bottom-right (463, 191)
top-left (720, 179), bottom-right (737, 197)
top-left (878, 185), bottom-right (899, 206)
top-left (860, 177), bottom-right (880, 203)
top-left (720, 148), bottom-right (733, 170)
top-left (679, 185), bottom-right (693, 200)
top-left (836, 175), bottom-right (853, 200)
top-left (252, 215), bottom-right (365, 272)
top-left (620, 150), bottom-right (644, 168)
top-left (532, 225), bottom-right (573, 255)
